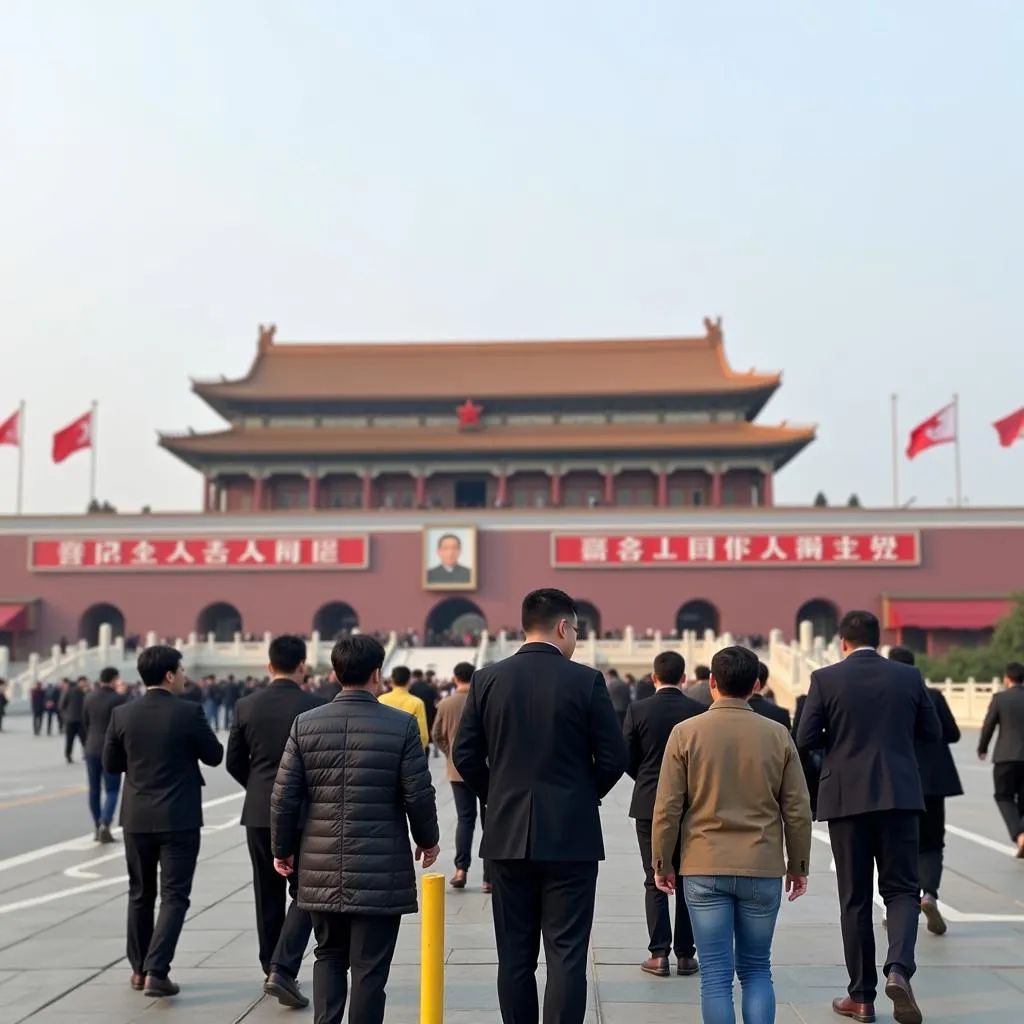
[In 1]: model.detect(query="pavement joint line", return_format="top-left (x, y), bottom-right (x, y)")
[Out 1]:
top-left (14, 956), bottom-right (126, 1024)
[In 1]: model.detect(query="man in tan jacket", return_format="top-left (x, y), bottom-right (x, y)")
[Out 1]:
top-left (432, 662), bottom-right (490, 892)
top-left (652, 646), bottom-right (811, 1023)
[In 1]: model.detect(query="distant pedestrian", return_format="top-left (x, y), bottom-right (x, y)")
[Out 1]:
top-left (30, 682), bottom-right (46, 735)
top-left (82, 667), bottom-right (126, 843)
top-left (978, 661), bottom-right (1024, 858)
top-left (60, 677), bottom-right (88, 763)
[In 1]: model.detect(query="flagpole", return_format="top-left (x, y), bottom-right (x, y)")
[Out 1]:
top-left (89, 400), bottom-right (98, 506)
top-left (15, 400), bottom-right (25, 516)
top-left (890, 393), bottom-right (899, 507)
top-left (952, 394), bottom-right (962, 507)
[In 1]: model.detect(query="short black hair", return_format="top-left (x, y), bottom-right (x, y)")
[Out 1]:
top-left (1005, 661), bottom-right (1024, 685)
top-left (653, 651), bottom-right (685, 686)
top-left (269, 634), bottom-right (307, 674)
top-left (839, 610), bottom-right (880, 650)
top-left (888, 646), bottom-right (916, 666)
top-left (330, 634), bottom-right (385, 686)
top-left (756, 661), bottom-right (769, 686)
top-left (99, 667), bottom-right (120, 685)
top-left (694, 664), bottom-right (711, 681)
top-left (437, 533), bottom-right (462, 549)
top-left (522, 588), bottom-right (577, 633)
top-left (453, 661), bottom-right (475, 683)
top-left (391, 665), bottom-right (411, 686)
top-left (710, 646), bottom-right (760, 698)
top-left (137, 645), bottom-right (182, 688)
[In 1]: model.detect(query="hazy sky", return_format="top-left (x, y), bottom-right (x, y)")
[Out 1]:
top-left (2, 1), bottom-right (1021, 516)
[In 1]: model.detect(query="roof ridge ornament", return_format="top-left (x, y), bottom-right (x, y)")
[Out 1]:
top-left (703, 316), bottom-right (723, 343)
top-left (257, 323), bottom-right (277, 352)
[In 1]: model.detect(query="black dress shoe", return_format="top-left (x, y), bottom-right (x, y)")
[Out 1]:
top-left (884, 971), bottom-right (922, 1024)
top-left (130, 973), bottom-right (145, 991)
top-left (144, 975), bottom-right (180, 998)
top-left (264, 971), bottom-right (309, 1009)
top-left (97, 825), bottom-right (116, 844)
top-left (677, 956), bottom-right (699, 976)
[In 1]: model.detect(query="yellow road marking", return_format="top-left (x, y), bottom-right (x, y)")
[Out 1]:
top-left (0, 786), bottom-right (87, 811)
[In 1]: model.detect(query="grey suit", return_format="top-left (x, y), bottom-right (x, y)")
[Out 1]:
top-left (978, 685), bottom-right (1024, 843)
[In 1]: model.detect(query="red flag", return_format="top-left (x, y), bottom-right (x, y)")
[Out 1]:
top-left (0, 409), bottom-right (19, 448)
top-left (52, 409), bottom-right (94, 464)
top-left (993, 406), bottom-right (1024, 449)
top-left (906, 402), bottom-right (956, 460)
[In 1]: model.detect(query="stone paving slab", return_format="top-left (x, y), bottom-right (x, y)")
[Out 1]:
top-left (0, 732), bottom-right (1022, 1021)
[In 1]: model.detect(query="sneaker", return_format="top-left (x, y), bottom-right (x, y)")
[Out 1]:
top-left (98, 825), bottom-right (116, 844)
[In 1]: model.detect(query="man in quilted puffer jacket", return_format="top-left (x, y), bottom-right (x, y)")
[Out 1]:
top-left (271, 633), bottom-right (439, 1024)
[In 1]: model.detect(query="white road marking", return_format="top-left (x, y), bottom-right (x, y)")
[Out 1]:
top-left (945, 823), bottom-right (1019, 857)
top-left (0, 787), bottom-right (44, 798)
top-left (0, 875), bottom-right (128, 914)
top-left (65, 852), bottom-right (123, 880)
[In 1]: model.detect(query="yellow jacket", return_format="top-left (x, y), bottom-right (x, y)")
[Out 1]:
top-left (379, 687), bottom-right (429, 748)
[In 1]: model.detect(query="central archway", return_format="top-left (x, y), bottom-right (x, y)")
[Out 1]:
top-left (426, 597), bottom-right (487, 643)
top-left (313, 601), bottom-right (359, 638)
top-left (79, 603), bottom-right (126, 646)
top-left (197, 602), bottom-right (243, 642)
top-left (796, 598), bottom-right (839, 641)
top-left (574, 599), bottom-right (601, 638)
top-left (675, 599), bottom-right (720, 635)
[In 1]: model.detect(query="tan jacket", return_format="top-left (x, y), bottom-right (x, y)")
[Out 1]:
top-left (432, 689), bottom-right (469, 782)
top-left (652, 697), bottom-right (812, 878)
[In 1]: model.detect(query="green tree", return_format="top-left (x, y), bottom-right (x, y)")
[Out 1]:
top-left (813, 492), bottom-right (828, 507)
top-left (847, 493), bottom-right (861, 507)
top-left (917, 592), bottom-right (1024, 681)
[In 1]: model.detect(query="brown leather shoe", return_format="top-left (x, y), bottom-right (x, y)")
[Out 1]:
top-left (920, 894), bottom-right (947, 935)
top-left (130, 973), bottom-right (145, 991)
top-left (143, 975), bottom-right (180, 998)
top-left (832, 996), bottom-right (876, 1022)
top-left (641, 956), bottom-right (670, 977)
top-left (1016, 834), bottom-right (1024, 858)
top-left (482, 881), bottom-right (492, 893)
top-left (677, 956), bottom-right (699, 976)
top-left (449, 870), bottom-right (467, 889)
top-left (884, 971), bottom-right (923, 1024)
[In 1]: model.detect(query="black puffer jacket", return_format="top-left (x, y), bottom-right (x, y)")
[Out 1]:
top-left (271, 689), bottom-right (439, 915)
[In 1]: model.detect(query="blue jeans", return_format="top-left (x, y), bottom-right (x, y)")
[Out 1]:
top-left (683, 875), bottom-right (783, 1024)
top-left (84, 754), bottom-right (122, 827)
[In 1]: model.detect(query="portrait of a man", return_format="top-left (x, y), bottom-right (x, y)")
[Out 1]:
top-left (423, 527), bottom-right (477, 590)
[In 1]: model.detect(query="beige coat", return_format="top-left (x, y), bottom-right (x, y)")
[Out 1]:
top-left (432, 689), bottom-right (469, 782)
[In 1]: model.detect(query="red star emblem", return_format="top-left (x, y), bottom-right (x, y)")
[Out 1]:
top-left (456, 399), bottom-right (483, 428)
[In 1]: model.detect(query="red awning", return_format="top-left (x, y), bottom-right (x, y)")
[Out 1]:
top-left (0, 604), bottom-right (28, 631)
top-left (885, 598), bottom-right (1011, 631)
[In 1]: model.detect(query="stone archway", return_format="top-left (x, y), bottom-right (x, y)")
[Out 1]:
top-left (426, 598), bottom-right (487, 642)
top-left (574, 600), bottom-right (602, 638)
top-left (79, 603), bottom-right (126, 647)
top-left (675, 599), bottom-right (720, 635)
top-left (197, 602), bottom-right (243, 643)
top-left (313, 602), bottom-right (359, 639)
top-left (796, 598), bottom-right (840, 641)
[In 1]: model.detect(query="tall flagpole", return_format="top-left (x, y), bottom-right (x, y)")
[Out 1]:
top-left (952, 393), bottom-right (963, 507)
top-left (890, 393), bottom-right (899, 507)
top-left (15, 400), bottom-right (25, 516)
top-left (89, 400), bottom-right (98, 506)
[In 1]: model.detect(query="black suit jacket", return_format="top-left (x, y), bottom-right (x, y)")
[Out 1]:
top-left (452, 642), bottom-right (627, 861)
top-left (226, 679), bottom-right (324, 828)
top-left (978, 685), bottom-right (1024, 763)
top-left (103, 688), bottom-right (224, 832)
top-left (749, 693), bottom-right (792, 731)
top-left (409, 680), bottom-right (439, 728)
top-left (634, 678), bottom-right (656, 701)
top-left (795, 649), bottom-right (941, 820)
top-left (623, 688), bottom-right (706, 819)
top-left (82, 686), bottom-right (126, 759)
top-left (916, 688), bottom-right (963, 798)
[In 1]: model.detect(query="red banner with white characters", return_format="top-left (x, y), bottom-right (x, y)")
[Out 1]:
top-left (29, 535), bottom-right (369, 572)
top-left (551, 532), bottom-right (920, 568)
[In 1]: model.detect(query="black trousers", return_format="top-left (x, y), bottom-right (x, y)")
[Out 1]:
top-left (124, 829), bottom-right (201, 978)
top-left (918, 796), bottom-right (945, 898)
top-left (309, 911), bottom-right (401, 1024)
top-left (32, 712), bottom-right (43, 735)
top-left (828, 811), bottom-right (919, 1004)
top-left (993, 761), bottom-right (1024, 842)
top-left (246, 826), bottom-right (311, 978)
top-left (64, 721), bottom-right (85, 761)
top-left (634, 818), bottom-right (695, 959)
top-left (451, 781), bottom-right (490, 881)
top-left (489, 859), bottom-right (598, 1024)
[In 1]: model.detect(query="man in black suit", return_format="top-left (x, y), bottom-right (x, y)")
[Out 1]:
top-left (226, 634), bottom-right (323, 1009)
top-left (622, 650), bottom-right (705, 978)
top-left (634, 674), bottom-right (656, 701)
top-left (606, 668), bottom-right (632, 726)
top-left (103, 645), bottom-right (223, 998)
top-left (60, 677), bottom-right (88, 763)
top-left (453, 588), bottom-right (627, 1024)
top-left (796, 611), bottom-right (940, 1024)
top-left (888, 646), bottom-right (963, 935)
top-left (749, 662), bottom-right (792, 730)
top-left (409, 669), bottom-right (440, 758)
top-left (82, 666), bottom-right (126, 843)
top-left (978, 660), bottom-right (1024, 857)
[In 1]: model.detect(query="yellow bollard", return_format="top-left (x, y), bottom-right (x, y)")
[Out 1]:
top-left (420, 872), bottom-right (445, 1024)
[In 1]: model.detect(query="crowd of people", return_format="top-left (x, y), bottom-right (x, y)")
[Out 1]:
top-left (6, 590), bottom-right (1024, 1024)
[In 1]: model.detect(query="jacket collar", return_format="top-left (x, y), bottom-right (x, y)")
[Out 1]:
top-left (145, 687), bottom-right (175, 698)
top-left (516, 641), bottom-right (565, 657)
top-left (709, 697), bottom-right (754, 711)
top-left (270, 678), bottom-right (301, 690)
top-left (332, 688), bottom-right (378, 703)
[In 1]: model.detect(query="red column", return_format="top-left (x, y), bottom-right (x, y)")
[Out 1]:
top-left (603, 471), bottom-right (615, 505)
top-left (710, 469), bottom-right (722, 507)
top-left (550, 473), bottom-right (562, 507)
top-left (415, 474), bottom-right (426, 508)
top-left (657, 471), bottom-right (668, 508)
top-left (202, 475), bottom-right (211, 512)
top-left (496, 472), bottom-right (507, 506)
top-left (252, 476), bottom-right (264, 511)
top-left (762, 470), bottom-right (774, 507)
top-left (308, 473), bottom-right (319, 510)
top-left (361, 474), bottom-right (373, 509)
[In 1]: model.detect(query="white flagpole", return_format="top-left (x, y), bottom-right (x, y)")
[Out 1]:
top-left (952, 394), bottom-right (963, 507)
top-left (15, 400), bottom-right (25, 515)
top-left (890, 393), bottom-right (899, 508)
top-left (89, 400), bottom-right (98, 506)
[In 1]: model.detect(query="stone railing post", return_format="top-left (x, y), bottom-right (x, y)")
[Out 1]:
top-left (798, 620), bottom-right (813, 652)
top-left (624, 625), bottom-right (635, 656)
top-left (0, 645), bottom-right (8, 679)
top-left (233, 633), bottom-right (242, 655)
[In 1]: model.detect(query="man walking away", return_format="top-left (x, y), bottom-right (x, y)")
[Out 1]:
top-left (271, 634), bottom-right (439, 1024)
top-left (45, 682), bottom-right (61, 735)
top-left (61, 677), bottom-right (88, 763)
top-left (0, 680), bottom-right (7, 731)
top-left (409, 669), bottom-right (441, 758)
top-left (103, 645), bottom-right (223, 998)
top-left (652, 646), bottom-right (811, 1024)
top-left (432, 661), bottom-right (490, 892)
top-left (83, 667), bottom-right (126, 843)
top-left (606, 668), bottom-right (632, 726)
top-left (623, 650), bottom-right (705, 978)
top-left (453, 588), bottom-right (627, 1024)
top-left (30, 682), bottom-right (46, 735)
top-left (888, 646), bottom-right (963, 934)
top-left (378, 665), bottom-right (429, 749)
top-left (796, 611), bottom-right (940, 1024)
top-left (686, 664), bottom-right (713, 705)
top-left (978, 661), bottom-right (1024, 857)
top-left (226, 634), bottom-right (323, 1009)
top-left (749, 662), bottom-right (792, 730)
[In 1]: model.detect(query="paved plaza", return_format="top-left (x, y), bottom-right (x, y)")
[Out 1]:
top-left (0, 718), bottom-right (1023, 1022)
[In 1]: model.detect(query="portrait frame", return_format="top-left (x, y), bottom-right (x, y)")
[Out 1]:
top-left (422, 525), bottom-right (478, 592)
